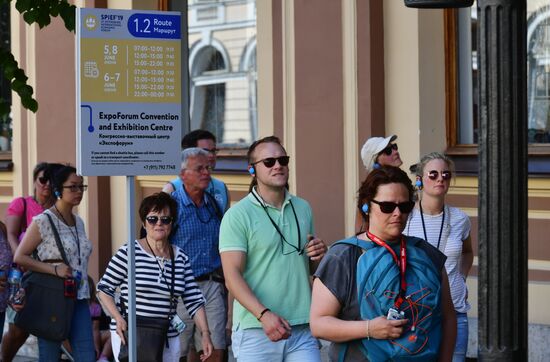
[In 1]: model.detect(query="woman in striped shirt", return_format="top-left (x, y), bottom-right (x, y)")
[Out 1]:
top-left (406, 152), bottom-right (473, 362)
top-left (98, 192), bottom-right (213, 361)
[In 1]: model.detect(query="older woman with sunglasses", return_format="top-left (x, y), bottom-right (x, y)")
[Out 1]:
top-left (97, 192), bottom-right (213, 362)
top-left (15, 165), bottom-right (95, 361)
top-left (405, 152), bottom-right (473, 362)
top-left (356, 135), bottom-right (403, 233)
top-left (310, 166), bottom-right (456, 361)
top-left (2, 162), bottom-right (57, 361)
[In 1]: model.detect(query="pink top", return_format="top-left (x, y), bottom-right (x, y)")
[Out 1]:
top-left (6, 196), bottom-right (45, 241)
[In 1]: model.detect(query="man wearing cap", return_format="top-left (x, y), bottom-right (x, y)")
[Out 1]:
top-left (356, 135), bottom-right (403, 232)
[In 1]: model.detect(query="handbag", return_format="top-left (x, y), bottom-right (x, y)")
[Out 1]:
top-left (14, 213), bottom-right (76, 341)
top-left (118, 244), bottom-right (176, 362)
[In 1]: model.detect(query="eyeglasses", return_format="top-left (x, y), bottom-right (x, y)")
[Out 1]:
top-left (379, 143), bottom-right (398, 156)
top-left (62, 185), bottom-right (88, 192)
top-left (37, 176), bottom-right (49, 185)
top-left (188, 165), bottom-right (213, 173)
top-left (427, 170), bottom-right (452, 181)
top-left (251, 156), bottom-right (290, 168)
top-left (202, 148), bottom-right (218, 155)
top-left (371, 199), bottom-right (415, 214)
top-left (145, 216), bottom-right (173, 225)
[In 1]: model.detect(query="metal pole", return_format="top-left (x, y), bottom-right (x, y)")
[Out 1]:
top-left (127, 176), bottom-right (137, 362)
top-left (477, 0), bottom-right (528, 360)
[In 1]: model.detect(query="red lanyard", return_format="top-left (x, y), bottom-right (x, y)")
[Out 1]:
top-left (367, 231), bottom-right (407, 308)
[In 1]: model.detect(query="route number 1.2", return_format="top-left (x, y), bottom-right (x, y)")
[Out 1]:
top-left (133, 18), bottom-right (151, 33)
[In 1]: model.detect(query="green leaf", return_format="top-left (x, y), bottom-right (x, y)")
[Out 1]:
top-left (21, 97), bottom-right (38, 112)
top-left (22, 9), bottom-right (37, 25)
top-left (15, 0), bottom-right (32, 13)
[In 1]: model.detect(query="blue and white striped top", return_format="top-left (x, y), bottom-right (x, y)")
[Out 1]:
top-left (98, 240), bottom-right (206, 337)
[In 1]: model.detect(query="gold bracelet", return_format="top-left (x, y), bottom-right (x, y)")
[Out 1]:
top-left (366, 319), bottom-right (370, 340)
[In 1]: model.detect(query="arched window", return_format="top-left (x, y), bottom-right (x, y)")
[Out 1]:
top-left (189, 43), bottom-right (229, 142)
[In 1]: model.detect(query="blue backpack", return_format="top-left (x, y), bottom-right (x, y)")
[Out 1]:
top-left (335, 236), bottom-right (442, 362)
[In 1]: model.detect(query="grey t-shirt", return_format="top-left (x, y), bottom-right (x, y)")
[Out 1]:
top-left (313, 236), bottom-right (446, 362)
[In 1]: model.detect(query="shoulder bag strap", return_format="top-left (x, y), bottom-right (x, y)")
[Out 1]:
top-left (20, 197), bottom-right (27, 233)
top-left (168, 245), bottom-right (175, 316)
top-left (204, 191), bottom-right (222, 220)
top-left (44, 213), bottom-right (71, 266)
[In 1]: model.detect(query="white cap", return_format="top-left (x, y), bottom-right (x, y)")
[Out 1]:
top-left (360, 135), bottom-right (398, 172)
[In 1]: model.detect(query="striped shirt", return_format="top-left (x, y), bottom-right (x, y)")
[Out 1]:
top-left (405, 205), bottom-right (471, 313)
top-left (98, 240), bottom-right (205, 337)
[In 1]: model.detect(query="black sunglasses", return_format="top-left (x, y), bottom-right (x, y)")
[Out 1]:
top-left (38, 176), bottom-right (49, 185)
top-left (371, 199), bottom-right (415, 214)
top-left (379, 143), bottom-right (398, 156)
top-left (427, 170), bottom-right (452, 181)
top-left (145, 216), bottom-right (173, 225)
top-left (252, 156), bottom-right (290, 168)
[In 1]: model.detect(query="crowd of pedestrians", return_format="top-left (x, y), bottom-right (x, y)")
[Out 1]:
top-left (0, 130), bottom-right (472, 362)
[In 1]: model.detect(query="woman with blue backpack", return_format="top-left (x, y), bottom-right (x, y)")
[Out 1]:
top-left (405, 152), bottom-right (473, 362)
top-left (310, 166), bottom-right (456, 361)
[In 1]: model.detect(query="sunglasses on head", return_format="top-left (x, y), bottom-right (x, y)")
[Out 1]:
top-left (371, 199), bottom-right (415, 214)
top-left (145, 216), bottom-right (173, 225)
top-left (427, 170), bottom-right (452, 181)
top-left (379, 143), bottom-right (398, 156)
top-left (252, 156), bottom-right (290, 168)
top-left (38, 176), bottom-right (49, 185)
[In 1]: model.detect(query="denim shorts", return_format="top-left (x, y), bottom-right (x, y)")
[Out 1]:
top-left (231, 324), bottom-right (321, 362)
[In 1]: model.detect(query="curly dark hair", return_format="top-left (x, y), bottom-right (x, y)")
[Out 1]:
top-left (138, 192), bottom-right (178, 223)
top-left (357, 166), bottom-right (414, 225)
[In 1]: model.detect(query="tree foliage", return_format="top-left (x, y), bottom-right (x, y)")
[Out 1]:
top-left (0, 0), bottom-right (76, 119)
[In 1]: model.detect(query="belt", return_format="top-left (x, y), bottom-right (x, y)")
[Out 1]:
top-left (195, 271), bottom-right (224, 284)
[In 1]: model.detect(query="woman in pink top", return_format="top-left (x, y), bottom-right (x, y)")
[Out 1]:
top-left (2, 162), bottom-right (56, 362)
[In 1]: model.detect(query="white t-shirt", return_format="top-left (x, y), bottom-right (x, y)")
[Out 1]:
top-left (405, 204), bottom-right (471, 313)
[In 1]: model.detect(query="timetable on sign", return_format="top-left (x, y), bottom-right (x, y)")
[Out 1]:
top-left (77, 8), bottom-right (183, 176)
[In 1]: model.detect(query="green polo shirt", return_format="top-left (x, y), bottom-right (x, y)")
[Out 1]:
top-left (219, 188), bottom-right (314, 330)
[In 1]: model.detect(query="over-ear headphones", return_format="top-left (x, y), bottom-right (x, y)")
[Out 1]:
top-left (361, 203), bottom-right (369, 214)
top-left (373, 162), bottom-right (381, 169)
top-left (248, 166), bottom-right (255, 175)
top-left (54, 190), bottom-right (61, 199)
top-left (415, 176), bottom-right (423, 190)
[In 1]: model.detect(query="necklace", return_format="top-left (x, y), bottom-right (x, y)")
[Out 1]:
top-left (182, 187), bottom-right (216, 224)
top-left (251, 190), bottom-right (303, 255)
top-left (419, 200), bottom-right (445, 251)
top-left (144, 237), bottom-right (171, 285)
top-left (53, 205), bottom-right (81, 266)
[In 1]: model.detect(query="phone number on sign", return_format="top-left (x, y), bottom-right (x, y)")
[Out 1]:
top-left (143, 165), bottom-right (176, 171)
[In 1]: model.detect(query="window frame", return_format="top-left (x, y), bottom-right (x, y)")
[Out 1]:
top-left (444, 8), bottom-right (550, 175)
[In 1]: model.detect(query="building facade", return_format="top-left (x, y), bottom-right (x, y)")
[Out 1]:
top-left (1, 0), bottom-right (549, 358)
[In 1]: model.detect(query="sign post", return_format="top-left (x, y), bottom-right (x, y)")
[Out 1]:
top-left (76, 8), bottom-right (183, 362)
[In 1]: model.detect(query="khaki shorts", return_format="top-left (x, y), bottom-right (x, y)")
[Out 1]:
top-left (178, 279), bottom-right (227, 356)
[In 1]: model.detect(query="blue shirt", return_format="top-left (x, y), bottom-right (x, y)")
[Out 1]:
top-left (170, 177), bottom-right (229, 212)
top-left (170, 186), bottom-right (221, 277)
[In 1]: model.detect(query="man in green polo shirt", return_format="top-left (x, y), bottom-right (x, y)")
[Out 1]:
top-left (219, 136), bottom-right (327, 361)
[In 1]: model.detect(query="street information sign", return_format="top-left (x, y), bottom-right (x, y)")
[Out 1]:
top-left (77, 8), bottom-right (182, 176)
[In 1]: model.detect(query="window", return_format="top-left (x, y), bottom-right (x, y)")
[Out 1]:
top-left (450, 1), bottom-right (550, 148)
top-left (0, 2), bottom-right (12, 153)
top-left (171, 0), bottom-right (257, 149)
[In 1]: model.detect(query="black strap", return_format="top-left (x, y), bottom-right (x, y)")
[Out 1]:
top-left (204, 191), bottom-right (222, 220)
top-left (44, 213), bottom-right (71, 266)
top-left (20, 197), bottom-right (27, 234)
